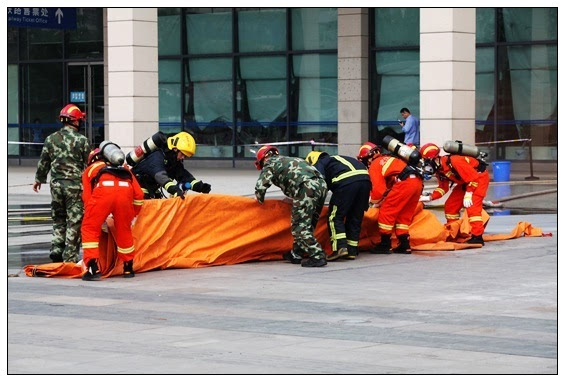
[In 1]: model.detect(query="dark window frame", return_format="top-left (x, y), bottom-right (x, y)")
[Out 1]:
top-left (159, 7), bottom-right (338, 164)
top-left (8, 8), bottom-right (104, 159)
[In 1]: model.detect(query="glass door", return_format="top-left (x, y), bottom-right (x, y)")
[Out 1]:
top-left (67, 63), bottom-right (104, 146)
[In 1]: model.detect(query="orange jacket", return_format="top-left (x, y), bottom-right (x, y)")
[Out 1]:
top-left (368, 155), bottom-right (410, 202)
top-left (82, 162), bottom-right (145, 214)
top-left (430, 155), bottom-right (487, 200)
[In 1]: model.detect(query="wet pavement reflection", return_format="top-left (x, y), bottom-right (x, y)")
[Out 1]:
top-left (8, 203), bottom-right (53, 269)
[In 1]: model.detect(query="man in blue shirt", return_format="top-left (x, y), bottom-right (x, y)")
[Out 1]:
top-left (400, 107), bottom-right (420, 147)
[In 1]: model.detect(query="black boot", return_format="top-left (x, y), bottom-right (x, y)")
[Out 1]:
top-left (467, 234), bottom-right (485, 246)
top-left (343, 245), bottom-right (358, 260)
top-left (301, 255), bottom-right (327, 267)
top-left (283, 250), bottom-right (303, 264)
top-left (327, 247), bottom-right (348, 261)
top-left (123, 260), bottom-right (135, 278)
top-left (49, 253), bottom-right (63, 263)
top-left (82, 259), bottom-right (101, 281)
top-left (370, 234), bottom-right (392, 254)
top-left (393, 234), bottom-right (412, 254)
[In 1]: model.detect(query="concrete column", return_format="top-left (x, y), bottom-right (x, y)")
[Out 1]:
top-left (420, 8), bottom-right (476, 147)
top-left (337, 8), bottom-right (369, 157)
top-left (106, 8), bottom-right (159, 152)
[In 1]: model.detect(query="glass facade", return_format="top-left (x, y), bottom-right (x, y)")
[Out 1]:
top-left (369, 7), bottom-right (557, 161)
top-left (8, 8), bottom-right (104, 158)
top-left (157, 7), bottom-right (338, 159)
top-left (369, 8), bottom-right (420, 146)
top-left (476, 8), bottom-right (557, 161)
top-left (7, 7), bottom-right (556, 164)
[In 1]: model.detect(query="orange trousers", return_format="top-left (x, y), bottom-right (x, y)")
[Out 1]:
top-left (378, 176), bottom-right (422, 236)
top-left (444, 172), bottom-right (490, 236)
top-left (81, 181), bottom-right (136, 265)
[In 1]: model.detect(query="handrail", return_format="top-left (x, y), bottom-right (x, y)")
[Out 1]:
top-left (475, 138), bottom-right (538, 180)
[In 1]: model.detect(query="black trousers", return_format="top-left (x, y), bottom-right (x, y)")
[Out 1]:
top-left (327, 180), bottom-right (371, 252)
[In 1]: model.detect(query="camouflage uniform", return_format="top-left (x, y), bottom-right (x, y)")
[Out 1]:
top-left (255, 155), bottom-right (328, 259)
top-left (35, 125), bottom-right (90, 263)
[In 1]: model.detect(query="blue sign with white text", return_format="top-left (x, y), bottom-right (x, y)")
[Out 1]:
top-left (70, 91), bottom-right (86, 103)
top-left (8, 7), bottom-right (77, 30)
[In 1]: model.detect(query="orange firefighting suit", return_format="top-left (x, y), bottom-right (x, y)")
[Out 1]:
top-left (81, 161), bottom-right (144, 265)
top-left (428, 155), bottom-right (490, 236)
top-left (369, 155), bottom-right (423, 236)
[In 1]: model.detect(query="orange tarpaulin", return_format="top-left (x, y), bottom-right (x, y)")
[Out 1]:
top-left (24, 194), bottom-right (544, 278)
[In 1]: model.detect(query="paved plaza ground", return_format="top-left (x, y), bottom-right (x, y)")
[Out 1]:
top-left (6, 165), bottom-right (558, 374)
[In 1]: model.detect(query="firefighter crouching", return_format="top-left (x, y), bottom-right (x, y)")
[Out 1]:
top-left (254, 146), bottom-right (328, 267)
top-left (81, 145), bottom-right (145, 281)
top-left (357, 142), bottom-right (423, 254)
top-left (130, 131), bottom-right (211, 199)
top-left (305, 151), bottom-right (371, 261)
top-left (419, 143), bottom-right (490, 246)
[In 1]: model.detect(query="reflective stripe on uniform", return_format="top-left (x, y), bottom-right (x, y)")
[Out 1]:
top-left (82, 242), bottom-right (99, 249)
top-left (378, 222), bottom-right (393, 230)
top-left (190, 179), bottom-right (200, 188)
top-left (469, 181), bottom-right (479, 187)
top-left (133, 200), bottom-right (144, 205)
top-left (445, 213), bottom-right (460, 220)
top-left (333, 156), bottom-right (357, 171)
top-left (436, 188), bottom-right (446, 196)
top-left (395, 224), bottom-right (409, 230)
top-left (164, 181), bottom-right (175, 191)
top-left (117, 245), bottom-right (135, 254)
top-left (331, 233), bottom-right (347, 241)
top-left (141, 188), bottom-right (149, 194)
top-left (347, 240), bottom-right (358, 247)
top-left (329, 205), bottom-right (339, 251)
top-left (381, 157), bottom-right (395, 176)
top-left (469, 216), bottom-right (483, 222)
top-left (87, 162), bottom-right (105, 178)
top-left (330, 156), bottom-right (369, 183)
top-left (332, 169), bottom-right (369, 183)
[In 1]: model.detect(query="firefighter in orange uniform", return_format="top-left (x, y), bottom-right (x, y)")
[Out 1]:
top-left (81, 147), bottom-right (145, 280)
top-left (357, 142), bottom-right (423, 254)
top-left (419, 143), bottom-right (490, 246)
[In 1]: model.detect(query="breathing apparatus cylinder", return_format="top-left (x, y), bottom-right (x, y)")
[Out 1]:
top-left (125, 132), bottom-right (168, 166)
top-left (382, 135), bottom-right (421, 166)
top-left (443, 140), bottom-right (483, 158)
top-left (99, 141), bottom-right (125, 167)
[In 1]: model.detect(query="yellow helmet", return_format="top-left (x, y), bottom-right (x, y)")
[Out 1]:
top-left (305, 151), bottom-right (327, 166)
top-left (167, 132), bottom-right (196, 157)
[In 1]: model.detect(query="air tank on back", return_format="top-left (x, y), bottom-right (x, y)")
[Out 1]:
top-left (125, 132), bottom-right (168, 166)
top-left (382, 135), bottom-right (421, 166)
top-left (443, 140), bottom-right (483, 158)
top-left (99, 141), bottom-right (125, 167)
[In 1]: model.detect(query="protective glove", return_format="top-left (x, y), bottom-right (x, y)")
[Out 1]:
top-left (168, 185), bottom-right (185, 200)
top-left (419, 195), bottom-right (432, 203)
top-left (463, 192), bottom-right (473, 208)
top-left (369, 200), bottom-right (380, 208)
top-left (192, 181), bottom-right (211, 194)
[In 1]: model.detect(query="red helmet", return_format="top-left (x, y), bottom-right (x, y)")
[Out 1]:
top-left (87, 148), bottom-right (103, 165)
top-left (254, 145), bottom-right (279, 170)
top-left (59, 104), bottom-right (86, 127)
top-left (420, 143), bottom-right (441, 160)
top-left (357, 142), bottom-right (381, 162)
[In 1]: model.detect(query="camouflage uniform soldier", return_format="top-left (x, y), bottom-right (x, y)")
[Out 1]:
top-left (254, 145), bottom-right (328, 267)
top-left (33, 104), bottom-right (90, 263)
